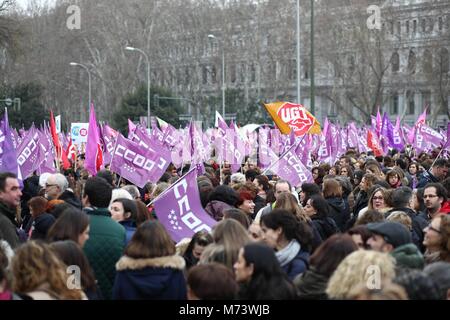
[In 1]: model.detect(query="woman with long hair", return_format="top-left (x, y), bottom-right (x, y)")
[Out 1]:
top-left (110, 198), bottom-right (138, 245)
top-left (423, 215), bottom-right (450, 264)
top-left (50, 240), bottom-right (102, 300)
top-left (46, 208), bottom-right (90, 248)
top-left (234, 242), bottom-right (297, 300)
top-left (182, 231), bottom-right (214, 270)
top-left (260, 210), bottom-right (312, 280)
top-left (112, 221), bottom-right (187, 299)
top-left (303, 195), bottom-right (339, 241)
top-left (11, 241), bottom-right (85, 300)
top-left (294, 234), bottom-right (358, 299)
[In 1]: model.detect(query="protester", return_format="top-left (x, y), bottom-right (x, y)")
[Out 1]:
top-left (234, 242), bottom-right (297, 300)
top-left (205, 185), bottom-right (239, 221)
top-left (82, 177), bottom-right (125, 300)
top-left (11, 241), bottom-right (85, 300)
top-left (46, 208), bottom-right (90, 247)
top-left (235, 191), bottom-right (255, 221)
top-left (304, 195), bottom-right (339, 241)
top-left (347, 225), bottom-right (372, 249)
top-left (322, 178), bottom-right (350, 231)
top-left (112, 221), bottom-right (187, 300)
top-left (326, 250), bottom-right (396, 299)
top-left (419, 183), bottom-right (448, 223)
top-left (294, 234), bottom-right (358, 299)
top-left (187, 263), bottom-right (238, 300)
top-left (50, 240), bottom-right (102, 300)
top-left (260, 209), bottom-right (312, 280)
top-left (27, 196), bottom-right (53, 240)
top-left (367, 221), bottom-right (424, 270)
top-left (223, 208), bottom-right (251, 229)
top-left (423, 262), bottom-right (450, 300)
top-left (212, 219), bottom-right (251, 271)
top-left (417, 159), bottom-right (449, 188)
top-left (393, 269), bottom-right (441, 300)
top-left (182, 231), bottom-right (214, 270)
top-left (0, 173), bottom-right (21, 249)
top-left (110, 198), bottom-right (138, 245)
top-left (423, 215), bottom-right (450, 264)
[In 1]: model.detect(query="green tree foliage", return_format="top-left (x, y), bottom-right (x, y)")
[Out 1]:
top-left (113, 85), bottom-right (183, 134)
top-left (220, 88), bottom-right (267, 126)
top-left (0, 82), bottom-right (46, 129)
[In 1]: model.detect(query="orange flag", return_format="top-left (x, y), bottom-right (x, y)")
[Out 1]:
top-left (263, 102), bottom-right (321, 136)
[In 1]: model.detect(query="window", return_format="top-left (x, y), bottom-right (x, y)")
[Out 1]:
top-left (422, 19), bottom-right (426, 32)
top-left (288, 60), bottom-right (296, 81)
top-left (239, 63), bottom-right (246, 83)
top-left (413, 20), bottom-right (417, 33)
top-left (423, 50), bottom-right (433, 73)
top-left (390, 22), bottom-right (394, 34)
top-left (230, 64), bottom-right (236, 83)
top-left (439, 17), bottom-right (443, 31)
top-left (211, 65), bottom-right (217, 84)
top-left (439, 48), bottom-right (449, 73)
top-left (250, 63), bottom-right (256, 83)
top-left (391, 52), bottom-right (400, 72)
top-left (390, 94), bottom-right (399, 115)
top-left (408, 49), bottom-right (416, 74)
top-left (348, 55), bottom-right (355, 74)
top-left (202, 66), bottom-right (208, 84)
top-left (406, 21), bottom-right (410, 34)
top-left (397, 21), bottom-right (401, 35)
top-left (406, 91), bottom-right (415, 115)
top-left (422, 91), bottom-right (431, 109)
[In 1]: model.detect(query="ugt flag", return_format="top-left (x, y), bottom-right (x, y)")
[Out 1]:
top-left (153, 168), bottom-right (217, 242)
top-left (263, 102), bottom-right (321, 136)
top-left (110, 134), bottom-right (170, 188)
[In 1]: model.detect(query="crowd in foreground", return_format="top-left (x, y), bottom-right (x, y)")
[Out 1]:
top-left (0, 146), bottom-right (450, 300)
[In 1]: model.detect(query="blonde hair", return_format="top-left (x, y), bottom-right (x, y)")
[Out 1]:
top-left (326, 250), bottom-right (396, 299)
top-left (212, 219), bottom-right (251, 270)
top-left (348, 282), bottom-right (408, 300)
top-left (11, 241), bottom-right (84, 300)
top-left (386, 211), bottom-right (413, 231)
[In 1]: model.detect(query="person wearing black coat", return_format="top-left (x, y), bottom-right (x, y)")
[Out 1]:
top-left (304, 195), bottom-right (339, 242)
top-left (112, 221), bottom-right (187, 300)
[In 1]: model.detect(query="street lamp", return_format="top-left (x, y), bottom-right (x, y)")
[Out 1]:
top-left (125, 46), bottom-right (151, 131)
top-left (69, 62), bottom-right (92, 110)
top-left (208, 34), bottom-right (225, 118)
top-left (296, 0), bottom-right (301, 104)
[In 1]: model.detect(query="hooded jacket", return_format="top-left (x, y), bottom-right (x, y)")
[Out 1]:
top-left (311, 216), bottom-right (339, 241)
top-left (391, 243), bottom-right (425, 270)
top-left (112, 255), bottom-right (187, 300)
top-left (30, 213), bottom-right (56, 240)
top-left (204, 200), bottom-right (232, 221)
top-left (326, 197), bottom-right (350, 232)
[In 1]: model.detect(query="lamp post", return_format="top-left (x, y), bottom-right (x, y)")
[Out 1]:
top-left (296, 0), bottom-right (301, 104)
top-left (310, 0), bottom-right (315, 115)
top-left (125, 46), bottom-right (151, 131)
top-left (69, 62), bottom-right (92, 109)
top-left (208, 34), bottom-right (225, 118)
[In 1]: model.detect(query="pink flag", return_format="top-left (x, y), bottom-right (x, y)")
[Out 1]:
top-left (128, 119), bottom-right (137, 139)
top-left (85, 104), bottom-right (103, 175)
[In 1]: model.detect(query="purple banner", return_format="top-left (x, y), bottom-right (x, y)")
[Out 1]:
top-left (17, 127), bottom-right (40, 179)
top-left (110, 134), bottom-right (170, 187)
top-left (153, 169), bottom-right (217, 242)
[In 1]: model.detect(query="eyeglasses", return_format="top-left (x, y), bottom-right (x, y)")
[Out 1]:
top-left (423, 194), bottom-right (438, 199)
top-left (372, 196), bottom-right (384, 200)
top-left (45, 184), bottom-right (58, 188)
top-left (426, 225), bottom-right (441, 234)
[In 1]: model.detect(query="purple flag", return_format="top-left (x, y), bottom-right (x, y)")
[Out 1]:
top-left (85, 104), bottom-right (103, 176)
top-left (258, 128), bottom-right (278, 170)
top-left (0, 110), bottom-right (21, 179)
top-left (36, 129), bottom-right (56, 175)
top-left (414, 124), bottom-right (444, 152)
top-left (271, 143), bottom-right (313, 187)
top-left (17, 127), bottom-right (40, 179)
top-left (99, 125), bottom-right (116, 165)
top-left (128, 119), bottom-right (137, 139)
top-left (153, 168), bottom-right (217, 242)
top-left (386, 116), bottom-right (405, 151)
top-left (110, 134), bottom-right (170, 187)
top-left (347, 123), bottom-right (359, 149)
top-left (318, 119), bottom-right (334, 164)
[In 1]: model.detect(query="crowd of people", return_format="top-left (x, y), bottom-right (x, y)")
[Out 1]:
top-left (0, 146), bottom-right (450, 300)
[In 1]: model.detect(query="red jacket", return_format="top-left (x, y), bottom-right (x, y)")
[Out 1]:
top-left (440, 201), bottom-right (450, 214)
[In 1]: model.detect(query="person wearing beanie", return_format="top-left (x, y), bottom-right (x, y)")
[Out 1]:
top-left (367, 221), bottom-right (424, 270)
